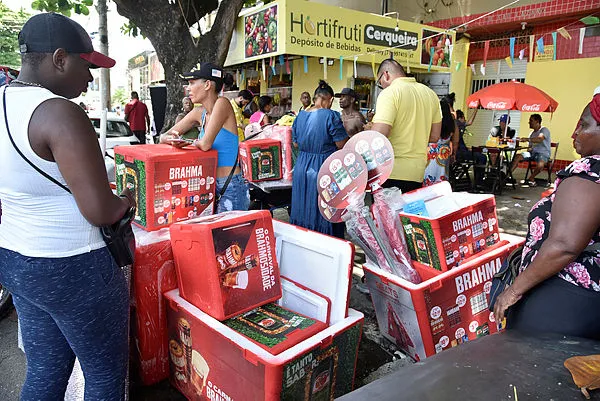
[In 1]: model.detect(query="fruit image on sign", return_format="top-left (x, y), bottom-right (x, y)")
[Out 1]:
top-left (245, 5), bottom-right (278, 58)
top-left (421, 30), bottom-right (452, 68)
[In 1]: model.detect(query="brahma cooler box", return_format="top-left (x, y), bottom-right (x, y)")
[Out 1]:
top-left (165, 221), bottom-right (364, 400)
top-left (364, 234), bottom-right (524, 361)
top-left (114, 144), bottom-right (218, 231)
top-left (399, 187), bottom-right (500, 273)
top-left (239, 139), bottom-right (283, 182)
top-left (170, 210), bottom-right (282, 321)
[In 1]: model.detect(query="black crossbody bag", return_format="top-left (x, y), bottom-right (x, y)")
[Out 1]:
top-left (2, 86), bottom-right (135, 268)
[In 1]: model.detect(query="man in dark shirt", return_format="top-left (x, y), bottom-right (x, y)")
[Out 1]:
top-left (124, 91), bottom-right (149, 144)
top-left (489, 114), bottom-right (516, 139)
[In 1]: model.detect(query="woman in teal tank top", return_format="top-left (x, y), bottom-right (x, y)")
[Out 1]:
top-left (160, 62), bottom-right (250, 213)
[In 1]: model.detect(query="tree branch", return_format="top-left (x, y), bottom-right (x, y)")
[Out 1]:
top-left (204, 0), bottom-right (246, 64)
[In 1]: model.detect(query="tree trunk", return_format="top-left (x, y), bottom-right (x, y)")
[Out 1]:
top-left (96, 0), bottom-right (111, 110)
top-left (113, 0), bottom-right (246, 133)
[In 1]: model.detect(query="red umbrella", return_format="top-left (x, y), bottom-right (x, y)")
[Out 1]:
top-left (467, 81), bottom-right (559, 112)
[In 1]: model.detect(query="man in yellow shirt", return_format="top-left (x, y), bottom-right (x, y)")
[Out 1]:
top-left (230, 89), bottom-right (253, 141)
top-left (371, 59), bottom-right (442, 193)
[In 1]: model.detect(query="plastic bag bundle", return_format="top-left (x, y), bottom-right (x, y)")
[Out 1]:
top-left (372, 188), bottom-right (421, 283)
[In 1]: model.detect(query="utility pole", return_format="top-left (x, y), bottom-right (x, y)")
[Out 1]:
top-left (97, 0), bottom-right (111, 111)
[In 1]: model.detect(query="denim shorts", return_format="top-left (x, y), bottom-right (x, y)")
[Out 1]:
top-left (523, 152), bottom-right (549, 163)
top-left (216, 173), bottom-right (250, 213)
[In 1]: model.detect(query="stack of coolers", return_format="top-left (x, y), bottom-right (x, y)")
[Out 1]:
top-left (166, 210), bottom-right (364, 400)
top-left (364, 181), bottom-right (525, 361)
top-left (113, 144), bottom-right (219, 384)
top-left (239, 139), bottom-right (284, 182)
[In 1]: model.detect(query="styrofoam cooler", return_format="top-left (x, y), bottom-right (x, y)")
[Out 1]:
top-left (115, 144), bottom-right (218, 231)
top-left (131, 226), bottom-right (178, 385)
top-left (165, 220), bottom-right (363, 400)
top-left (364, 234), bottom-right (524, 361)
top-left (170, 210), bottom-right (282, 321)
top-left (400, 190), bottom-right (500, 273)
top-left (239, 139), bottom-right (283, 182)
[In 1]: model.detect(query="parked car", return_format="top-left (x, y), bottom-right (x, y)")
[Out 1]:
top-left (89, 114), bottom-right (140, 150)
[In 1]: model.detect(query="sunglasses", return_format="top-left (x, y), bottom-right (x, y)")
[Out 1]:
top-left (376, 71), bottom-right (386, 90)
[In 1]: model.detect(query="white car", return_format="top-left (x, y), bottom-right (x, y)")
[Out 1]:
top-left (89, 114), bottom-right (140, 182)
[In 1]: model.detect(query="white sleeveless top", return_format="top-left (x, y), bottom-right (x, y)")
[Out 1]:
top-left (0, 86), bottom-right (105, 257)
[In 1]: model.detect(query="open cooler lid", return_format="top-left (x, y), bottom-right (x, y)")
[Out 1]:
top-left (279, 277), bottom-right (331, 324)
top-left (273, 221), bottom-right (354, 325)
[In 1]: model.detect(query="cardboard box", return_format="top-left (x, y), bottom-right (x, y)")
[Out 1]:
top-left (239, 139), bottom-right (283, 182)
top-left (130, 226), bottom-right (178, 385)
top-left (115, 144), bottom-right (218, 231)
top-left (400, 192), bottom-right (500, 272)
top-left (364, 234), bottom-right (524, 361)
top-left (170, 210), bottom-right (282, 321)
top-left (166, 220), bottom-right (362, 400)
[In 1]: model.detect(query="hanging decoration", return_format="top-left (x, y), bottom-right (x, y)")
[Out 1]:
top-left (552, 32), bottom-right (557, 60)
top-left (536, 37), bottom-right (544, 54)
top-left (480, 64), bottom-right (485, 76)
top-left (406, 52), bottom-right (411, 74)
top-left (529, 35), bottom-right (535, 62)
top-left (518, 49), bottom-right (525, 60)
top-left (470, 64), bottom-right (476, 74)
top-left (557, 27), bottom-right (572, 40)
top-left (353, 56), bottom-right (358, 78)
top-left (261, 58), bottom-right (266, 81)
top-left (455, 62), bottom-right (462, 72)
top-left (285, 56), bottom-right (291, 75)
top-left (303, 56), bottom-right (308, 73)
top-left (505, 56), bottom-right (513, 68)
top-left (483, 41), bottom-right (490, 67)
top-left (339, 56), bottom-right (344, 81)
top-left (323, 57), bottom-right (328, 80)
top-left (241, 69), bottom-right (246, 86)
top-left (509, 37), bottom-right (515, 64)
top-left (371, 54), bottom-right (377, 80)
top-left (579, 28), bottom-right (586, 54)
top-left (271, 57), bottom-right (276, 76)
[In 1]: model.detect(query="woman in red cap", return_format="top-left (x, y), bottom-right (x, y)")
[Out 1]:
top-left (494, 90), bottom-right (600, 339)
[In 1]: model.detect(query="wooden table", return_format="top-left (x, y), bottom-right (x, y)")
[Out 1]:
top-left (338, 331), bottom-right (600, 401)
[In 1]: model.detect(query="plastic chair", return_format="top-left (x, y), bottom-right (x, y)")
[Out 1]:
top-left (524, 142), bottom-right (559, 184)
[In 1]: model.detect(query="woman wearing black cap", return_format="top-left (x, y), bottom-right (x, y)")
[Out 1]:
top-left (291, 80), bottom-right (349, 238)
top-left (161, 62), bottom-right (250, 212)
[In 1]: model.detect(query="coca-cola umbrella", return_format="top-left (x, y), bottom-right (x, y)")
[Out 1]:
top-left (467, 81), bottom-right (559, 113)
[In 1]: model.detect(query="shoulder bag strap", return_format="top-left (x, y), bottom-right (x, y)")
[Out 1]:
top-left (2, 86), bottom-right (71, 194)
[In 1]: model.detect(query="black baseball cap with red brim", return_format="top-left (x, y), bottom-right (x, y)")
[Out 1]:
top-left (18, 13), bottom-right (115, 69)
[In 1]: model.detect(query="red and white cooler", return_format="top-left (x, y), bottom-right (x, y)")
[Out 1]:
top-left (239, 139), bottom-right (283, 182)
top-left (364, 234), bottom-right (524, 361)
top-left (169, 210), bottom-right (282, 321)
top-left (165, 221), bottom-right (363, 400)
top-left (114, 144), bottom-right (218, 231)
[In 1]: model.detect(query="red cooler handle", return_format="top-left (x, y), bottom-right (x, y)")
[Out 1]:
top-left (428, 280), bottom-right (444, 292)
top-left (168, 299), bottom-right (179, 311)
top-left (243, 349), bottom-right (260, 366)
top-left (319, 335), bottom-right (333, 349)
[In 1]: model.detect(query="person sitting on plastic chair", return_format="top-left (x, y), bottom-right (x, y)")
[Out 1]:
top-left (511, 114), bottom-right (551, 187)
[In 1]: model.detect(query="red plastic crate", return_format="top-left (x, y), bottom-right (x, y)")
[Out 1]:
top-left (400, 193), bottom-right (500, 273)
top-left (114, 144), bottom-right (218, 232)
top-left (239, 139), bottom-right (283, 182)
top-left (165, 289), bottom-right (363, 400)
top-left (169, 210), bottom-right (282, 321)
top-left (130, 227), bottom-right (178, 385)
top-left (364, 234), bottom-right (525, 361)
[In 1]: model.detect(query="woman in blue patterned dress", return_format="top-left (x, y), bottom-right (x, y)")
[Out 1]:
top-left (291, 80), bottom-right (349, 238)
top-left (494, 90), bottom-right (600, 339)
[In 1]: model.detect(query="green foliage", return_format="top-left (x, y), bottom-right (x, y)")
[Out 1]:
top-left (120, 22), bottom-right (142, 38)
top-left (243, 0), bottom-right (274, 7)
top-left (112, 87), bottom-right (128, 108)
top-left (0, 2), bottom-right (30, 68)
top-left (31, 0), bottom-right (92, 16)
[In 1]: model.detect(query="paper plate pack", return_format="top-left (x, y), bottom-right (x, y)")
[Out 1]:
top-left (317, 149), bottom-right (367, 209)
top-left (345, 130), bottom-right (394, 191)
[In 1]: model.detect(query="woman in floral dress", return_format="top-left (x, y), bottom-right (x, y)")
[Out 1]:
top-left (494, 90), bottom-right (600, 339)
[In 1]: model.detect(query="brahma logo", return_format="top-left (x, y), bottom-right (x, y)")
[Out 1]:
top-left (455, 257), bottom-right (502, 294)
top-left (485, 101), bottom-right (507, 109)
top-left (521, 104), bottom-right (541, 112)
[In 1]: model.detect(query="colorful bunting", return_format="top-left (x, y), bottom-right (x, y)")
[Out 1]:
top-left (557, 27), bottom-right (572, 40)
top-left (579, 28), bottom-right (586, 54)
top-left (518, 49), bottom-right (525, 60)
top-left (285, 56), bottom-right (291, 75)
top-left (483, 41), bottom-right (490, 67)
top-left (480, 64), bottom-right (485, 76)
top-left (505, 56), bottom-right (513, 68)
top-left (271, 57), bottom-right (276, 75)
top-left (455, 62), bottom-right (462, 72)
top-left (323, 57), bottom-right (328, 80)
top-left (536, 37), bottom-right (544, 54)
top-left (470, 64), bottom-right (476, 74)
top-left (303, 56), bottom-right (308, 73)
top-left (261, 59), bottom-right (266, 81)
top-left (353, 56), bottom-right (358, 78)
top-left (580, 16), bottom-right (600, 25)
top-left (529, 35), bottom-right (535, 62)
top-left (339, 56), bottom-right (344, 81)
top-left (371, 54), bottom-right (377, 80)
top-left (552, 32), bottom-right (557, 60)
top-left (509, 37), bottom-right (515, 64)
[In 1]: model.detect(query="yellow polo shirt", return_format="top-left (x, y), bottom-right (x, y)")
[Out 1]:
top-left (230, 98), bottom-right (245, 141)
top-left (373, 77), bottom-right (442, 182)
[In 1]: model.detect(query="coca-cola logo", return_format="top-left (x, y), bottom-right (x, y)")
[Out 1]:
top-left (468, 100), bottom-right (479, 108)
top-left (521, 104), bottom-right (541, 112)
top-left (485, 101), bottom-right (507, 109)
